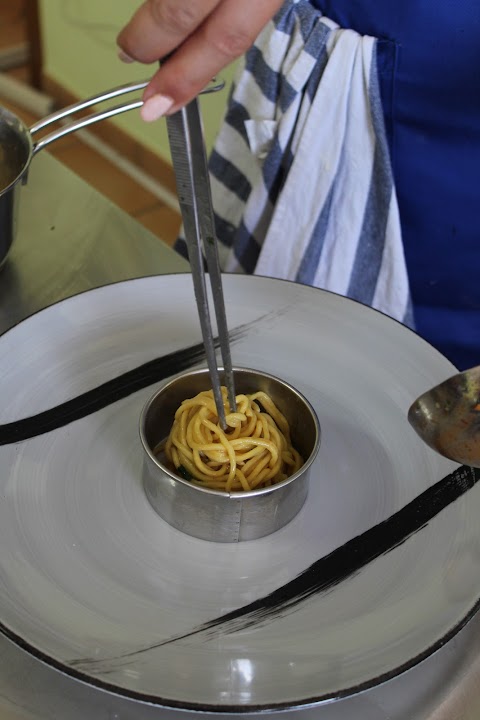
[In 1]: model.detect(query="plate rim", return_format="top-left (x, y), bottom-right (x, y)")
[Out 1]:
top-left (0, 272), bottom-right (460, 374)
top-left (1, 602), bottom-right (478, 713)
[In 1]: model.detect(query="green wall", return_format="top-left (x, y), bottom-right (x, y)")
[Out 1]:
top-left (38, 0), bottom-right (236, 163)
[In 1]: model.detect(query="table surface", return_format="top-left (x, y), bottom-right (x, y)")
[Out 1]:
top-left (0, 153), bottom-right (479, 720)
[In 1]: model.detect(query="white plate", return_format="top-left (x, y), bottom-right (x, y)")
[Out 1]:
top-left (0, 274), bottom-right (479, 713)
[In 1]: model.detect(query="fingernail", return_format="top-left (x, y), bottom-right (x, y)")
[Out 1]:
top-left (141, 94), bottom-right (174, 122)
top-left (118, 48), bottom-right (135, 63)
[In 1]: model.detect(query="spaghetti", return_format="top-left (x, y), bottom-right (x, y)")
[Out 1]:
top-left (158, 387), bottom-right (303, 492)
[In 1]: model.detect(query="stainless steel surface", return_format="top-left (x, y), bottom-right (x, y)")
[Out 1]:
top-left (408, 365), bottom-right (480, 467)
top-left (30, 77), bottom-right (225, 153)
top-left (0, 106), bottom-right (32, 267)
top-left (29, 79), bottom-right (150, 134)
top-left (0, 152), bottom-right (187, 331)
top-left (166, 99), bottom-right (236, 429)
top-left (0, 152), bottom-right (480, 718)
top-left (140, 367), bottom-right (319, 542)
top-left (0, 105), bottom-right (32, 190)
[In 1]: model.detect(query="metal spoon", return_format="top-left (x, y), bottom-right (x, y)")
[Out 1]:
top-left (408, 365), bottom-right (480, 467)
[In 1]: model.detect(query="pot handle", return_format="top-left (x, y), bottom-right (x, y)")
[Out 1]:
top-left (30, 77), bottom-right (224, 155)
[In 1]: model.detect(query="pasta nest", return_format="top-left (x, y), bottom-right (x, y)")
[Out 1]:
top-left (162, 387), bottom-right (303, 492)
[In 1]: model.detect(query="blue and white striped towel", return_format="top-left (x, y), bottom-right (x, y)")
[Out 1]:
top-left (176, 0), bottom-right (412, 324)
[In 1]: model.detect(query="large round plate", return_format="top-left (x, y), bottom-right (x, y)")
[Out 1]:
top-left (0, 274), bottom-right (479, 713)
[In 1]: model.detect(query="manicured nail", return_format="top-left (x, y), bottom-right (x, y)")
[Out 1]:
top-left (141, 94), bottom-right (174, 122)
top-left (118, 48), bottom-right (135, 63)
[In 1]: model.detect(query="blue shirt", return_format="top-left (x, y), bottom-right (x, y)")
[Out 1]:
top-left (313, 0), bottom-right (480, 370)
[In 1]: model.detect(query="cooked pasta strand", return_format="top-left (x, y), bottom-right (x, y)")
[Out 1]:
top-left (158, 387), bottom-right (303, 492)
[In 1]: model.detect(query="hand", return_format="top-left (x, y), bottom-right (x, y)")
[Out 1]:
top-left (117, 0), bottom-right (284, 121)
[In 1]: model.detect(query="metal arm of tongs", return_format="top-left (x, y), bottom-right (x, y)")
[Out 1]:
top-left (166, 97), bottom-right (236, 429)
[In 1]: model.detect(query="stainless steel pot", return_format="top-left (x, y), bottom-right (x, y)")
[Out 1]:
top-left (0, 79), bottom-right (150, 268)
top-left (0, 78), bottom-right (222, 267)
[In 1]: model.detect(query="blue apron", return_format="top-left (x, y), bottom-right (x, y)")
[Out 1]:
top-left (313, 0), bottom-right (480, 370)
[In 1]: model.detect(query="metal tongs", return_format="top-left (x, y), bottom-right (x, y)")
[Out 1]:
top-left (166, 97), bottom-right (236, 429)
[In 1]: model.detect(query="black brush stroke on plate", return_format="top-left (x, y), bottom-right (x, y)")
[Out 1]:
top-left (0, 323), bottom-right (252, 446)
top-left (71, 464), bottom-right (480, 669)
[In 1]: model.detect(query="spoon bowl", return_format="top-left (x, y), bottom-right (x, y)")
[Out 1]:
top-left (408, 365), bottom-right (480, 467)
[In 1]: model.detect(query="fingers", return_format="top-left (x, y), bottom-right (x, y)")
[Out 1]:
top-left (117, 0), bottom-right (221, 64)
top-left (117, 0), bottom-right (284, 121)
